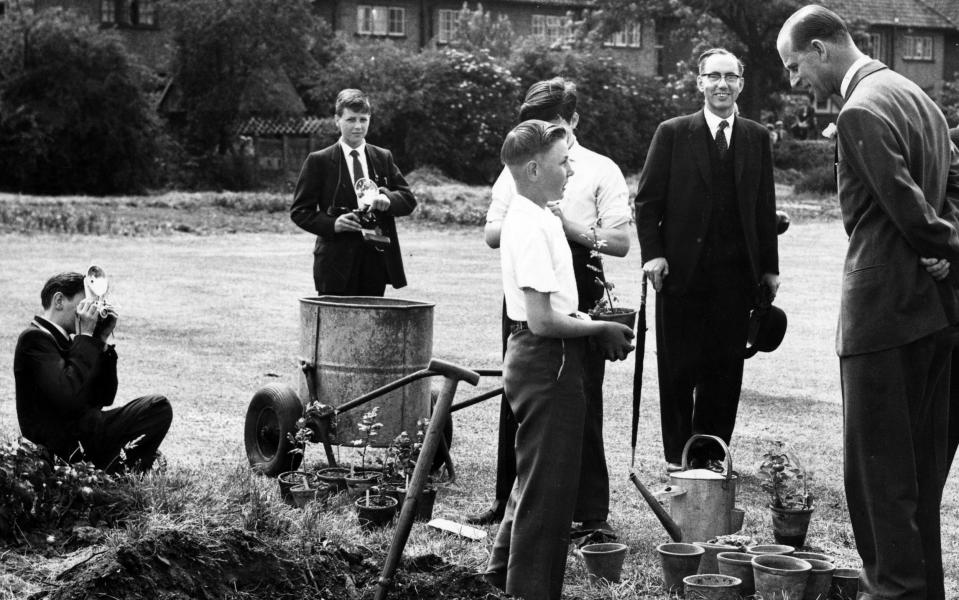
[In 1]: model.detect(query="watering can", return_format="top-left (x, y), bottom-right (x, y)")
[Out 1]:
top-left (631, 434), bottom-right (740, 542)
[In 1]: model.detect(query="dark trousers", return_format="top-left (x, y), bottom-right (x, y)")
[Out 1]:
top-left (83, 395), bottom-right (173, 473)
top-left (492, 304), bottom-right (609, 522)
top-left (842, 329), bottom-right (950, 600)
top-left (655, 285), bottom-right (751, 463)
top-left (486, 332), bottom-right (586, 600)
top-left (948, 347), bottom-right (959, 471)
top-left (313, 244), bottom-right (387, 296)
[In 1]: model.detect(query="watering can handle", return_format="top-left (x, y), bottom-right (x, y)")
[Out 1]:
top-left (680, 434), bottom-right (734, 482)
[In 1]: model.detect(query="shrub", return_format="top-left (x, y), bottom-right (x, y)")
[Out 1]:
top-left (793, 164), bottom-right (837, 195)
top-left (0, 8), bottom-right (163, 194)
top-left (772, 139), bottom-right (833, 172)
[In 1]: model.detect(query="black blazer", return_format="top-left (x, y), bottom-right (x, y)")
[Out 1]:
top-left (13, 318), bottom-right (117, 459)
top-left (290, 142), bottom-right (416, 292)
top-left (635, 110), bottom-right (779, 295)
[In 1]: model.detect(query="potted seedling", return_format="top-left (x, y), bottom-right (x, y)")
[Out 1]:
top-left (344, 407), bottom-right (383, 498)
top-left (381, 419), bottom-right (437, 521)
top-left (583, 226), bottom-right (636, 328)
top-left (759, 441), bottom-right (815, 547)
top-left (288, 472), bottom-right (334, 509)
top-left (287, 401), bottom-right (350, 492)
top-left (354, 488), bottom-right (399, 531)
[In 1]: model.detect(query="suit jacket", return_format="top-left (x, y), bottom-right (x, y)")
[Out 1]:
top-left (290, 142), bottom-right (416, 292)
top-left (13, 317), bottom-right (117, 459)
top-left (635, 110), bottom-right (779, 295)
top-left (835, 61), bottom-right (959, 357)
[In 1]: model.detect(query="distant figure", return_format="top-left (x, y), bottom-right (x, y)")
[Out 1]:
top-left (14, 272), bottom-right (173, 473)
top-left (635, 48), bottom-right (780, 473)
top-left (779, 6), bottom-right (959, 599)
top-left (290, 88), bottom-right (416, 296)
top-left (791, 95), bottom-right (817, 140)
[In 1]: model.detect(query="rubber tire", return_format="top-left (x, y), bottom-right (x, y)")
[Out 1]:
top-left (244, 383), bottom-right (304, 476)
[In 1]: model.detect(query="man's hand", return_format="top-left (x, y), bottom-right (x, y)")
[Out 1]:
top-left (595, 322), bottom-right (635, 361)
top-left (75, 299), bottom-right (100, 337)
top-left (96, 305), bottom-right (118, 342)
top-left (643, 257), bottom-right (669, 292)
top-left (761, 273), bottom-right (780, 302)
top-left (334, 211), bottom-right (363, 233)
top-left (921, 257), bottom-right (950, 281)
top-left (546, 200), bottom-right (565, 222)
top-left (369, 193), bottom-right (391, 212)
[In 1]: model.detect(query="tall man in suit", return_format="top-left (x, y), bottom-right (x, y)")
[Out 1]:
top-left (778, 7), bottom-right (959, 598)
top-left (636, 48), bottom-right (780, 472)
top-left (291, 88), bottom-right (416, 296)
top-left (14, 272), bottom-right (173, 473)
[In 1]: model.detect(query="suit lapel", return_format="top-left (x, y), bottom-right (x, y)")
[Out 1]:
top-left (732, 119), bottom-right (747, 186)
top-left (844, 60), bottom-right (888, 102)
top-left (690, 111), bottom-right (712, 186)
top-left (32, 316), bottom-right (71, 350)
top-left (333, 144), bottom-right (358, 208)
top-left (364, 146), bottom-right (381, 184)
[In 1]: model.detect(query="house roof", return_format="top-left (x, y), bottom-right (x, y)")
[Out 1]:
top-left (236, 117), bottom-right (330, 136)
top-left (823, 0), bottom-right (959, 29)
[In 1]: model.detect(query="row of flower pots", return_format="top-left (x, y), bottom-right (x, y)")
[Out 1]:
top-left (657, 541), bottom-right (859, 599)
top-left (276, 468), bottom-right (438, 529)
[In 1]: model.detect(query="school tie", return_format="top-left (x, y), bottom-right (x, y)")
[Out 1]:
top-left (350, 149), bottom-right (364, 185)
top-left (716, 120), bottom-right (729, 158)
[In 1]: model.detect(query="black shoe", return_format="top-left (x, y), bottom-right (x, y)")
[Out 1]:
top-left (704, 459), bottom-right (724, 473)
top-left (466, 504), bottom-right (505, 525)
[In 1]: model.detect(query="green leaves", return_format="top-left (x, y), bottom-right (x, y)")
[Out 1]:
top-left (758, 441), bottom-right (814, 510)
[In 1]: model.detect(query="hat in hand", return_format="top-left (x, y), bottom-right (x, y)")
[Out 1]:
top-left (745, 304), bottom-right (787, 359)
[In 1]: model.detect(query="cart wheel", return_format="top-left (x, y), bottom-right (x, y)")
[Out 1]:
top-left (244, 383), bottom-right (303, 476)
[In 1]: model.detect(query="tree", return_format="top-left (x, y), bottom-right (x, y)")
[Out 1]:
top-left (0, 7), bottom-right (162, 194)
top-left (593, 0), bottom-right (804, 118)
top-left (165, 0), bottom-right (329, 156)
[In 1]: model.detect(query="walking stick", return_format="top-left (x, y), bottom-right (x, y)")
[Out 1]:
top-left (631, 277), bottom-right (648, 467)
top-left (374, 359), bottom-right (480, 600)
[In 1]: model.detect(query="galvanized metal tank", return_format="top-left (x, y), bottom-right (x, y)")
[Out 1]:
top-left (298, 296), bottom-right (434, 446)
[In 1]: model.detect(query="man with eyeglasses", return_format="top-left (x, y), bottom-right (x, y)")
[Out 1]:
top-left (636, 48), bottom-right (779, 473)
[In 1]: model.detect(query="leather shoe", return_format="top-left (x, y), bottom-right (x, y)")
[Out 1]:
top-left (704, 459), bottom-right (724, 473)
top-left (466, 504), bottom-right (505, 525)
top-left (666, 461), bottom-right (683, 473)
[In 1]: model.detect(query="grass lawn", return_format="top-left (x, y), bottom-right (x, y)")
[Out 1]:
top-left (0, 213), bottom-right (957, 597)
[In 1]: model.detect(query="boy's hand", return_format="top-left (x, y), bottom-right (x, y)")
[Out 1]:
top-left (370, 193), bottom-right (391, 212)
top-left (75, 299), bottom-right (100, 336)
top-left (595, 322), bottom-right (635, 361)
top-left (334, 211), bottom-right (363, 233)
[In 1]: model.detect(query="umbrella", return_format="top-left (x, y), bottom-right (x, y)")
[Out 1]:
top-left (631, 276), bottom-right (648, 468)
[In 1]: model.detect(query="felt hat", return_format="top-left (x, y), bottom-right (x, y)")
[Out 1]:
top-left (745, 304), bottom-right (787, 359)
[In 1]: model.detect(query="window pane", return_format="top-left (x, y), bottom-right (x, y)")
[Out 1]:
top-left (389, 7), bottom-right (404, 35)
top-left (101, 0), bottom-right (115, 23)
top-left (438, 9), bottom-right (453, 42)
top-left (372, 6), bottom-right (388, 35)
top-left (532, 14), bottom-right (545, 38)
top-left (357, 6), bottom-right (371, 34)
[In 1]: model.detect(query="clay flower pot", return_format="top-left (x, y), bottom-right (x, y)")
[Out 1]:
top-left (316, 466), bottom-right (351, 492)
top-left (590, 307), bottom-right (637, 328)
top-left (289, 482), bottom-right (334, 509)
top-left (580, 542), bottom-right (628, 585)
top-left (802, 558), bottom-right (836, 600)
top-left (747, 543), bottom-right (795, 556)
top-left (793, 551), bottom-right (831, 563)
top-left (752, 554), bottom-right (812, 600)
top-left (354, 493), bottom-right (399, 530)
top-left (657, 542), bottom-right (705, 594)
top-left (829, 567), bottom-right (860, 600)
top-left (770, 504), bottom-right (815, 547)
top-left (717, 551), bottom-right (756, 596)
top-left (345, 471), bottom-right (381, 498)
top-left (694, 541), bottom-right (737, 575)
top-left (277, 470), bottom-right (318, 506)
top-left (683, 573), bottom-right (742, 600)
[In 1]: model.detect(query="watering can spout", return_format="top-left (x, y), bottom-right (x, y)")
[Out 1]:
top-left (628, 469), bottom-right (684, 542)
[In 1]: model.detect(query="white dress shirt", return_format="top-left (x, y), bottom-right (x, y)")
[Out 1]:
top-left (340, 140), bottom-right (369, 182)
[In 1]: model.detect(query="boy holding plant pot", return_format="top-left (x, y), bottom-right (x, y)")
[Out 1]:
top-left (482, 120), bottom-right (634, 600)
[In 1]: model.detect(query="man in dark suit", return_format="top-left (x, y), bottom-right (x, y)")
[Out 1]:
top-left (635, 48), bottom-right (780, 472)
top-left (14, 272), bottom-right (172, 473)
top-left (291, 88), bottom-right (416, 296)
top-left (779, 6), bottom-right (959, 599)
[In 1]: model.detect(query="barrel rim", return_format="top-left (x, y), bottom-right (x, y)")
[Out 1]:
top-left (300, 296), bottom-right (436, 310)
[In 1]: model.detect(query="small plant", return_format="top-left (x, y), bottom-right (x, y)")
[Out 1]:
top-left (350, 407), bottom-right (383, 475)
top-left (289, 400), bottom-right (335, 458)
top-left (758, 441), bottom-right (814, 510)
top-left (582, 226), bottom-right (618, 316)
top-left (385, 418), bottom-right (428, 485)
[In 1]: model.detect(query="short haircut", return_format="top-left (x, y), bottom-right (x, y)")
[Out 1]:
top-left (500, 120), bottom-right (568, 167)
top-left (40, 272), bottom-right (84, 309)
top-left (698, 48), bottom-right (744, 75)
top-left (335, 88), bottom-right (371, 116)
top-left (783, 5), bottom-right (850, 49)
top-left (519, 78), bottom-right (577, 123)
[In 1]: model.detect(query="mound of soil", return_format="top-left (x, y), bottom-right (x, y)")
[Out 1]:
top-left (30, 528), bottom-right (506, 600)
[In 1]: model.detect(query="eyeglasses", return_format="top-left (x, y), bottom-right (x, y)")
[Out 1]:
top-left (700, 72), bottom-right (742, 84)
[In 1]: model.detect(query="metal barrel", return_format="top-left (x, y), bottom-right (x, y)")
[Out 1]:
top-left (298, 296), bottom-right (435, 446)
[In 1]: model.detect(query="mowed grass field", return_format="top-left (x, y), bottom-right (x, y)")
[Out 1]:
top-left (0, 218), bottom-right (957, 598)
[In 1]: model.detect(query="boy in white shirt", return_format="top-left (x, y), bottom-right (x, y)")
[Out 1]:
top-left (483, 120), bottom-right (634, 600)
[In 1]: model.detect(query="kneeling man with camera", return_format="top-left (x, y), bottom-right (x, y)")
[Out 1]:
top-left (14, 272), bottom-right (172, 473)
